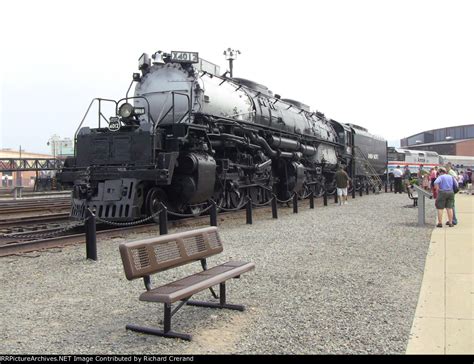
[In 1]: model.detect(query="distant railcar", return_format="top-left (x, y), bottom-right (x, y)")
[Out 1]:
top-left (387, 147), bottom-right (440, 175)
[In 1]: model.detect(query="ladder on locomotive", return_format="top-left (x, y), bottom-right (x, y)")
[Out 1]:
top-left (354, 147), bottom-right (383, 193)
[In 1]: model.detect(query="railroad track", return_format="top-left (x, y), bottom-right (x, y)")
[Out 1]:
top-left (0, 196), bottom-right (70, 205)
top-left (0, 190), bottom-right (71, 199)
top-left (0, 198), bottom-right (71, 220)
top-left (0, 198), bottom-right (326, 257)
top-left (0, 213), bottom-right (71, 231)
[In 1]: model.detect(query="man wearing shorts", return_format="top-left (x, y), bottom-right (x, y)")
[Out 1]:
top-left (433, 167), bottom-right (457, 228)
top-left (335, 165), bottom-right (351, 205)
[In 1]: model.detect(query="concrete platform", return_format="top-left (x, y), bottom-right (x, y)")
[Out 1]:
top-left (406, 194), bottom-right (474, 354)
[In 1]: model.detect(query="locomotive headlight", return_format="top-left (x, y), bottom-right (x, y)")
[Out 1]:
top-left (119, 103), bottom-right (133, 118)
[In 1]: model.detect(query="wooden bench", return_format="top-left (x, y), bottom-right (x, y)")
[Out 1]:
top-left (407, 186), bottom-right (418, 207)
top-left (119, 226), bottom-right (255, 341)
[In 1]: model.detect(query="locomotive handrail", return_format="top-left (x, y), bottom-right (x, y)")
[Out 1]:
top-left (172, 92), bottom-right (191, 123)
top-left (152, 91), bottom-right (192, 125)
top-left (74, 98), bottom-right (118, 156)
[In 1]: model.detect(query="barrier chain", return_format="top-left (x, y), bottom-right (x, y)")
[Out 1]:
top-left (0, 220), bottom-right (85, 240)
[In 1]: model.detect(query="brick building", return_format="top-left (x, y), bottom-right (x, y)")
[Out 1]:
top-left (400, 124), bottom-right (474, 156)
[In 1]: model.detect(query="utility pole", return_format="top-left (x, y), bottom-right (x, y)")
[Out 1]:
top-left (17, 145), bottom-right (22, 187)
top-left (223, 48), bottom-right (241, 78)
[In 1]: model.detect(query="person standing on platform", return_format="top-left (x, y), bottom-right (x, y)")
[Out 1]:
top-left (403, 166), bottom-right (411, 192)
top-left (433, 167), bottom-right (457, 227)
top-left (335, 165), bottom-right (351, 205)
top-left (430, 167), bottom-right (439, 199)
top-left (417, 165), bottom-right (424, 186)
top-left (446, 162), bottom-right (458, 225)
top-left (393, 165), bottom-right (403, 194)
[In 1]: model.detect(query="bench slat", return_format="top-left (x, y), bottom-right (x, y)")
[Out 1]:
top-left (120, 227), bottom-right (223, 280)
top-left (139, 261), bottom-right (255, 304)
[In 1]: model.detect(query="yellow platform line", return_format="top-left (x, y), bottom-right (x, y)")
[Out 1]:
top-left (406, 194), bottom-right (474, 354)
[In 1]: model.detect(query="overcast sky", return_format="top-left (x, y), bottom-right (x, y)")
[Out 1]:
top-left (1, 0), bottom-right (473, 154)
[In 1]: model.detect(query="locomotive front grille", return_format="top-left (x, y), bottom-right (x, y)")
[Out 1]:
top-left (70, 199), bottom-right (136, 220)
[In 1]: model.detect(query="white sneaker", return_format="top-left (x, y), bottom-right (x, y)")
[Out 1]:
top-left (344, 201), bottom-right (348, 205)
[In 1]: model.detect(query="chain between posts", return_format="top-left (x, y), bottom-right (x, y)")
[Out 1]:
top-left (0, 220), bottom-right (85, 240)
top-left (94, 208), bottom-right (163, 227)
top-left (275, 193), bottom-right (296, 204)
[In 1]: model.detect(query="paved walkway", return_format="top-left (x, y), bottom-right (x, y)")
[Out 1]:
top-left (407, 194), bottom-right (474, 354)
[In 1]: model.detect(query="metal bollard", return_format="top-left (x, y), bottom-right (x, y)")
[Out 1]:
top-left (352, 187), bottom-right (356, 199)
top-left (385, 183), bottom-right (388, 193)
top-left (366, 185), bottom-right (369, 195)
top-left (271, 195), bottom-right (278, 219)
top-left (246, 197), bottom-right (253, 224)
top-left (85, 208), bottom-right (97, 261)
top-left (210, 201), bottom-right (217, 227)
top-left (159, 204), bottom-right (168, 235)
top-left (309, 191), bottom-right (314, 209)
top-left (373, 186), bottom-right (376, 193)
top-left (334, 192), bottom-right (338, 204)
top-left (293, 193), bottom-right (298, 213)
top-left (323, 190), bottom-right (328, 206)
top-left (359, 187), bottom-right (363, 197)
top-left (390, 183), bottom-right (393, 192)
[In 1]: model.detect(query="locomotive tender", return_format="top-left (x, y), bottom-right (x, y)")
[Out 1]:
top-left (58, 50), bottom-right (387, 221)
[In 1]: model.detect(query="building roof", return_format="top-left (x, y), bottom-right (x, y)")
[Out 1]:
top-left (0, 149), bottom-right (53, 159)
top-left (404, 124), bottom-right (474, 140)
top-left (409, 139), bottom-right (472, 147)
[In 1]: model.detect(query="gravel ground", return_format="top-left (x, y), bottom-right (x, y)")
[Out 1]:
top-left (0, 192), bottom-right (436, 354)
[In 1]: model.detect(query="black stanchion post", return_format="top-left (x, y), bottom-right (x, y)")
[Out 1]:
top-left (246, 197), bottom-right (253, 224)
top-left (292, 193), bottom-right (298, 213)
top-left (323, 190), bottom-right (328, 206)
top-left (359, 186), bottom-right (363, 197)
top-left (334, 192), bottom-right (338, 204)
top-left (85, 208), bottom-right (97, 261)
top-left (390, 182), bottom-right (393, 192)
top-left (159, 204), bottom-right (168, 235)
top-left (352, 186), bottom-right (356, 199)
top-left (271, 195), bottom-right (278, 219)
top-left (210, 201), bottom-right (217, 227)
top-left (366, 185), bottom-right (369, 195)
top-left (309, 191), bottom-right (314, 209)
top-left (385, 182), bottom-right (388, 193)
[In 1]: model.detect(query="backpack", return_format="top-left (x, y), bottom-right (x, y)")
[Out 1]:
top-left (452, 176), bottom-right (459, 194)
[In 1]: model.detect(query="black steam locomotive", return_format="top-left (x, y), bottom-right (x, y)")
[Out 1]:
top-left (58, 50), bottom-right (387, 221)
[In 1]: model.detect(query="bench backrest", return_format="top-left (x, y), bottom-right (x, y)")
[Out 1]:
top-left (119, 226), bottom-right (223, 280)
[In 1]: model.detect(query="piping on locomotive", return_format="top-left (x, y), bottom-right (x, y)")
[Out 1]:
top-left (58, 50), bottom-right (387, 221)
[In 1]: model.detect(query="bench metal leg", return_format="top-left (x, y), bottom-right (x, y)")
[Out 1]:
top-left (125, 303), bottom-right (192, 341)
top-left (126, 324), bottom-right (192, 341)
top-left (186, 301), bottom-right (245, 311)
top-left (187, 282), bottom-right (245, 311)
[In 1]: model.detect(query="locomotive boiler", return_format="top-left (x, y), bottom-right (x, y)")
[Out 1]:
top-left (58, 50), bottom-right (385, 221)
